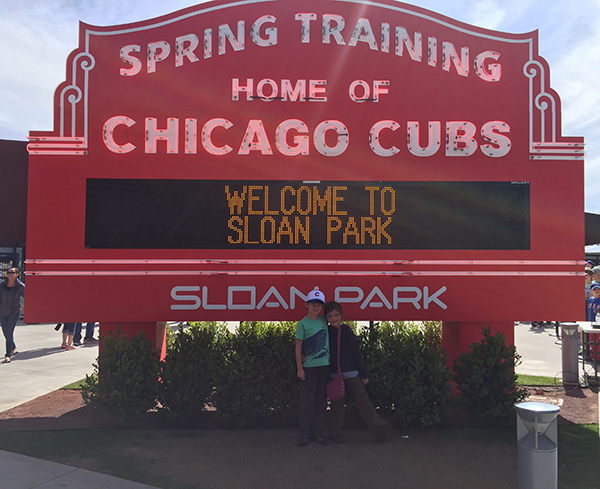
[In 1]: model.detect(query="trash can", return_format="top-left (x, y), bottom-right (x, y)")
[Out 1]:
top-left (560, 322), bottom-right (579, 385)
top-left (514, 401), bottom-right (560, 489)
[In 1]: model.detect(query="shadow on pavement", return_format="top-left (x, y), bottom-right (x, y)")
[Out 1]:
top-left (10, 347), bottom-right (69, 361)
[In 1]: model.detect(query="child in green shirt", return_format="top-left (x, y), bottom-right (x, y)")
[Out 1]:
top-left (295, 287), bottom-right (329, 446)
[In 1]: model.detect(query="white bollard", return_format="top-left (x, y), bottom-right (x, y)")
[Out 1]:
top-left (514, 401), bottom-right (560, 489)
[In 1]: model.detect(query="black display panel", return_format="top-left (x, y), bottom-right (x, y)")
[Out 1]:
top-left (85, 179), bottom-right (530, 250)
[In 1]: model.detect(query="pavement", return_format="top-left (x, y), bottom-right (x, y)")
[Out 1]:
top-left (514, 320), bottom-right (599, 381)
top-left (514, 320), bottom-right (566, 378)
top-left (0, 319), bottom-right (595, 489)
top-left (0, 320), bottom-right (159, 489)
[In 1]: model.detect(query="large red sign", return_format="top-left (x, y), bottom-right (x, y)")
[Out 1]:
top-left (26, 0), bottom-right (584, 323)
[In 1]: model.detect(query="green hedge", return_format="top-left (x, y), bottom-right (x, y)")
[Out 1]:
top-left (159, 321), bottom-right (226, 424)
top-left (211, 321), bottom-right (298, 428)
top-left (452, 326), bottom-right (528, 421)
top-left (358, 321), bottom-right (452, 427)
top-left (82, 321), bottom-right (524, 427)
top-left (81, 329), bottom-right (161, 421)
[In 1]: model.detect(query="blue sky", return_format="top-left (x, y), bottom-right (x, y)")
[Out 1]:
top-left (1, 0), bottom-right (599, 211)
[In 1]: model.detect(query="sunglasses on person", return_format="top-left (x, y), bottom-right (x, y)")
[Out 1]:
top-left (6, 271), bottom-right (17, 274)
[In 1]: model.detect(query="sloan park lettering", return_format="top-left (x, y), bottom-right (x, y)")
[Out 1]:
top-left (170, 284), bottom-right (448, 311)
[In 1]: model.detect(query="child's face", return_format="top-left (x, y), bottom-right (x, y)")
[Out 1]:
top-left (306, 301), bottom-right (323, 317)
top-left (326, 310), bottom-right (342, 328)
top-left (592, 288), bottom-right (600, 298)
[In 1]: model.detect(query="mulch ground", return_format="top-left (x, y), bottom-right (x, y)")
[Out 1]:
top-left (0, 385), bottom-right (597, 431)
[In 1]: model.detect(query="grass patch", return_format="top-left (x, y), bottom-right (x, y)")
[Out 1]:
top-left (516, 374), bottom-right (557, 386)
top-left (0, 430), bottom-right (187, 488)
top-left (0, 424), bottom-right (595, 488)
top-left (60, 378), bottom-right (86, 390)
top-left (559, 424), bottom-right (600, 489)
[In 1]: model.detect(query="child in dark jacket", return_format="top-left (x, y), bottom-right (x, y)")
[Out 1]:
top-left (325, 301), bottom-right (389, 443)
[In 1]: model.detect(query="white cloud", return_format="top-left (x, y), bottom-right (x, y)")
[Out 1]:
top-left (0, 1), bottom-right (78, 139)
top-left (470, 0), bottom-right (508, 30)
top-left (0, 0), bottom-right (203, 140)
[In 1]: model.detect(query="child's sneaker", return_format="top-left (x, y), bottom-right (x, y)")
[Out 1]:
top-left (315, 434), bottom-right (329, 445)
top-left (297, 433), bottom-right (309, 447)
top-left (330, 433), bottom-right (346, 444)
top-left (65, 345), bottom-right (76, 351)
top-left (61, 343), bottom-right (67, 349)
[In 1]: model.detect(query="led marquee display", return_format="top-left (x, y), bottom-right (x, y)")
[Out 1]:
top-left (86, 179), bottom-right (530, 250)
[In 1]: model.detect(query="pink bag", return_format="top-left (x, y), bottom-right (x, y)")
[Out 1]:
top-left (327, 327), bottom-right (345, 401)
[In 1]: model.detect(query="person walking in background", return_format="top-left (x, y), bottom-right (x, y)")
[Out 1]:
top-left (73, 322), bottom-right (97, 346)
top-left (61, 323), bottom-right (77, 350)
top-left (0, 267), bottom-right (25, 363)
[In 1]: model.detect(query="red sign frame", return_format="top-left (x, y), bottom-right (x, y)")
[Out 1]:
top-left (26, 0), bottom-right (584, 323)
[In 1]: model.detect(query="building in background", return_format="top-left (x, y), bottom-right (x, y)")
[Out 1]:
top-left (0, 139), bottom-right (27, 278)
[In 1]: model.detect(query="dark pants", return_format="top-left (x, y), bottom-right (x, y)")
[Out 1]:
top-left (74, 322), bottom-right (96, 343)
top-left (0, 310), bottom-right (19, 358)
top-left (329, 374), bottom-right (388, 437)
top-left (298, 365), bottom-right (329, 438)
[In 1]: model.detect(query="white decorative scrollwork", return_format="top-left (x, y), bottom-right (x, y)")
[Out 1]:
top-left (523, 59), bottom-right (583, 160)
top-left (29, 50), bottom-right (96, 155)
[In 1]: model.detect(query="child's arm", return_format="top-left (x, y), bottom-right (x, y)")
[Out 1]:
top-left (345, 326), bottom-right (369, 383)
top-left (295, 339), bottom-right (305, 380)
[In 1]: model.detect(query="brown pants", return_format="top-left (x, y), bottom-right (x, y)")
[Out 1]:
top-left (329, 374), bottom-right (388, 437)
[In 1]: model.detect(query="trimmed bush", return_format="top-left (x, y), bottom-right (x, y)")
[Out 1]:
top-left (211, 321), bottom-right (298, 428)
top-left (358, 321), bottom-right (452, 427)
top-left (159, 322), bottom-right (227, 424)
top-left (81, 329), bottom-right (161, 421)
top-left (452, 326), bottom-right (528, 422)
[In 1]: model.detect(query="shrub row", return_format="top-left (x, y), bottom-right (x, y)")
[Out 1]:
top-left (81, 322), bottom-right (527, 427)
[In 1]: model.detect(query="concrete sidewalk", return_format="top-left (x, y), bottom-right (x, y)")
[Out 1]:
top-left (514, 320), bottom-right (563, 378)
top-left (515, 320), bottom-right (599, 381)
top-left (0, 321), bottom-right (160, 488)
top-left (0, 319), bottom-right (589, 489)
top-left (0, 449), bottom-right (159, 489)
top-left (0, 321), bottom-right (99, 413)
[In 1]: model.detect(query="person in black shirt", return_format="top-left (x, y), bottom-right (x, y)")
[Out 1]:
top-left (325, 301), bottom-right (389, 443)
top-left (0, 267), bottom-right (24, 363)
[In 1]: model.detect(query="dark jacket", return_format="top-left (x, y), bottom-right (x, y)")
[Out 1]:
top-left (328, 324), bottom-right (368, 379)
top-left (0, 279), bottom-right (25, 317)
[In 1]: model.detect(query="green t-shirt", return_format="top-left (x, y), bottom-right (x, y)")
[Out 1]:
top-left (296, 315), bottom-right (329, 368)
